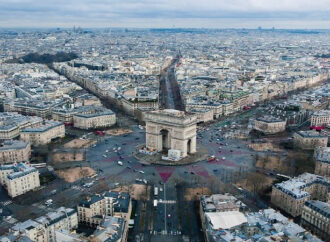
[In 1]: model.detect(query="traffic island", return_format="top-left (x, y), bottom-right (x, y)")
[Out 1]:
top-left (133, 144), bottom-right (210, 166)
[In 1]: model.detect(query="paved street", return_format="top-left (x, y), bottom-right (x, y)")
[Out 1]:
top-left (1, 120), bottom-right (258, 241)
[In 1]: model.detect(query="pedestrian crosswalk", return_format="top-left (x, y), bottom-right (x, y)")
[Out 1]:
top-left (151, 230), bottom-right (181, 235)
top-left (72, 185), bottom-right (84, 191)
top-left (158, 200), bottom-right (176, 204)
top-left (1, 200), bottom-right (12, 206)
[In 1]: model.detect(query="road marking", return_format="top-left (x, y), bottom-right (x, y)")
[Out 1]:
top-left (1, 200), bottom-right (12, 206)
top-left (158, 200), bottom-right (176, 204)
top-left (164, 183), bottom-right (166, 233)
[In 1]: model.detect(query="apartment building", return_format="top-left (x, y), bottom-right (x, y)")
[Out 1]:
top-left (0, 140), bottom-right (31, 164)
top-left (78, 191), bottom-right (131, 226)
top-left (0, 163), bottom-right (40, 198)
top-left (293, 130), bottom-right (328, 150)
top-left (200, 194), bottom-right (313, 242)
top-left (77, 191), bottom-right (131, 241)
top-left (77, 194), bottom-right (105, 227)
top-left (3, 98), bottom-right (64, 119)
top-left (91, 216), bottom-right (126, 242)
top-left (200, 194), bottom-right (245, 241)
top-left (121, 96), bottom-right (158, 116)
top-left (0, 112), bottom-right (42, 140)
top-left (254, 116), bottom-right (286, 134)
top-left (9, 207), bottom-right (78, 242)
top-left (314, 147), bottom-right (330, 177)
top-left (311, 110), bottom-right (330, 127)
top-left (10, 219), bottom-right (46, 242)
top-left (189, 108), bottom-right (214, 123)
top-left (73, 108), bottom-right (116, 130)
top-left (186, 102), bottom-right (222, 119)
top-left (301, 200), bottom-right (330, 241)
top-left (36, 207), bottom-right (78, 242)
top-left (271, 173), bottom-right (329, 217)
top-left (20, 121), bottom-right (65, 146)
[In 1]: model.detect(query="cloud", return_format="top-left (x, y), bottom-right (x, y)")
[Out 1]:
top-left (0, 0), bottom-right (329, 28)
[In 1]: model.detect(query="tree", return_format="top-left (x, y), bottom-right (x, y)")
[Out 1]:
top-left (246, 173), bottom-right (267, 195)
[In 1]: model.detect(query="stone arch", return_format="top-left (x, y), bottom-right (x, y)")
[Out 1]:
top-left (160, 128), bottom-right (170, 151)
top-left (187, 139), bottom-right (192, 154)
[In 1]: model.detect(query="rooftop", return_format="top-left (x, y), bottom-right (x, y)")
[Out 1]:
top-left (295, 130), bottom-right (327, 138)
top-left (274, 173), bottom-right (330, 199)
top-left (304, 200), bottom-right (330, 218)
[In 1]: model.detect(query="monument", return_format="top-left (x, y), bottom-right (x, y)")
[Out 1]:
top-left (145, 109), bottom-right (197, 158)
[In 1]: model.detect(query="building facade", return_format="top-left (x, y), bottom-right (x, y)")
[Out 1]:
top-left (293, 130), bottom-right (328, 150)
top-left (9, 207), bottom-right (78, 242)
top-left (0, 140), bottom-right (31, 164)
top-left (301, 200), bottom-right (330, 241)
top-left (73, 109), bottom-right (116, 130)
top-left (0, 163), bottom-right (40, 198)
top-left (310, 110), bottom-right (330, 127)
top-left (314, 147), bottom-right (330, 177)
top-left (77, 191), bottom-right (131, 227)
top-left (254, 116), bottom-right (286, 134)
top-left (20, 121), bottom-right (65, 146)
top-left (271, 173), bottom-right (329, 217)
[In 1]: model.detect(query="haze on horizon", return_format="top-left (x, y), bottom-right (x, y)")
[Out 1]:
top-left (0, 0), bottom-right (330, 29)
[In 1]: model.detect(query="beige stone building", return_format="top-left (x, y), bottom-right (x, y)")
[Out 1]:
top-left (301, 200), bottom-right (330, 241)
top-left (20, 121), bottom-right (65, 146)
top-left (122, 96), bottom-right (158, 116)
top-left (9, 207), bottom-right (78, 242)
top-left (310, 110), bottom-right (330, 127)
top-left (78, 191), bottom-right (131, 228)
top-left (293, 130), bottom-right (328, 150)
top-left (0, 140), bottom-right (31, 164)
top-left (254, 116), bottom-right (286, 134)
top-left (314, 147), bottom-right (330, 177)
top-left (36, 207), bottom-right (78, 242)
top-left (10, 219), bottom-right (46, 242)
top-left (0, 112), bottom-right (42, 140)
top-left (271, 173), bottom-right (329, 217)
top-left (189, 108), bottom-right (214, 123)
top-left (75, 94), bottom-right (102, 107)
top-left (73, 109), bottom-right (116, 130)
top-left (0, 163), bottom-right (40, 198)
top-left (145, 109), bottom-right (197, 158)
top-left (186, 102), bottom-right (222, 119)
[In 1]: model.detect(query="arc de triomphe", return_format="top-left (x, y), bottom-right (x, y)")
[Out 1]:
top-left (145, 109), bottom-right (197, 158)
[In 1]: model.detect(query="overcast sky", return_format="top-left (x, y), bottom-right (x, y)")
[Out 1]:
top-left (0, 0), bottom-right (330, 29)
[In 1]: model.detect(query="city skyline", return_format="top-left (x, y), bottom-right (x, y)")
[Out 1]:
top-left (0, 0), bottom-right (330, 29)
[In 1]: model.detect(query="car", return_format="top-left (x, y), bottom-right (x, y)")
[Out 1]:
top-left (139, 170), bottom-right (145, 174)
top-left (159, 181), bottom-right (164, 185)
top-left (45, 199), bottom-right (53, 206)
top-left (126, 166), bottom-right (131, 169)
top-left (190, 172), bottom-right (194, 175)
